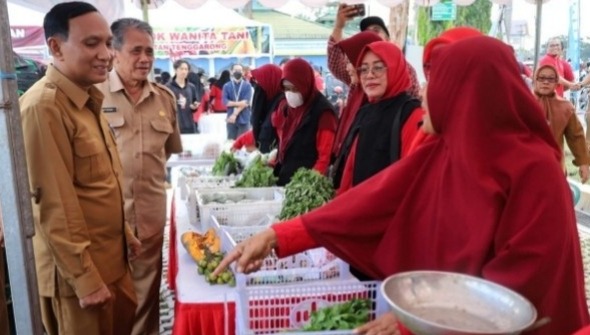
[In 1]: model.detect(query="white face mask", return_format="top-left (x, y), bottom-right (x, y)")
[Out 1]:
top-left (285, 91), bottom-right (304, 108)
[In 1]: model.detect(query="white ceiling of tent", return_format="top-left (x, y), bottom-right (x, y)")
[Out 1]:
top-left (7, 0), bottom-right (551, 14)
top-left (8, 0), bottom-right (125, 22)
top-left (125, 0), bottom-right (265, 27)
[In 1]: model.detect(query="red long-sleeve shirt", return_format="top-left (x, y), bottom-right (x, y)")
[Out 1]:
top-left (271, 218), bottom-right (412, 335)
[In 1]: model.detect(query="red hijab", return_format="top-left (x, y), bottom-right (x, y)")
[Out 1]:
top-left (277, 58), bottom-right (321, 161)
top-left (422, 26), bottom-right (482, 78)
top-left (251, 64), bottom-right (282, 101)
top-left (332, 31), bottom-right (382, 156)
top-left (302, 36), bottom-right (589, 334)
top-left (356, 41), bottom-right (411, 103)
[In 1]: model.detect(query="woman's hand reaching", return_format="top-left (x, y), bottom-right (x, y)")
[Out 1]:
top-left (213, 228), bottom-right (277, 276)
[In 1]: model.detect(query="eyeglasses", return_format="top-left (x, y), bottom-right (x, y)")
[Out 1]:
top-left (357, 64), bottom-right (387, 78)
top-left (548, 43), bottom-right (560, 47)
top-left (536, 76), bottom-right (558, 83)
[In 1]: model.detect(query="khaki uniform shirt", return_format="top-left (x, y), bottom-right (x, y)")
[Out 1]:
top-left (96, 71), bottom-right (182, 240)
top-left (20, 65), bottom-right (129, 298)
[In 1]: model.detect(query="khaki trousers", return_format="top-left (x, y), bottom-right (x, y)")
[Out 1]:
top-left (131, 232), bottom-right (164, 335)
top-left (0, 249), bottom-right (9, 335)
top-left (40, 270), bottom-right (137, 335)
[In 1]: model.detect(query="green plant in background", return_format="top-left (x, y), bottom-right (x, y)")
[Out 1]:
top-left (416, 0), bottom-right (492, 45)
top-left (278, 168), bottom-right (334, 220)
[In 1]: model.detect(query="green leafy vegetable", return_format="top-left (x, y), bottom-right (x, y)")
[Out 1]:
top-left (278, 168), bottom-right (334, 220)
top-left (303, 299), bottom-right (371, 331)
top-left (235, 156), bottom-right (278, 187)
top-left (212, 151), bottom-right (241, 176)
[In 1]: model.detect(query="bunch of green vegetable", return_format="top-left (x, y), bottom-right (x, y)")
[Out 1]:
top-left (212, 151), bottom-right (241, 176)
top-left (278, 168), bottom-right (334, 220)
top-left (303, 299), bottom-right (371, 331)
top-left (197, 250), bottom-right (236, 286)
top-left (235, 156), bottom-right (278, 187)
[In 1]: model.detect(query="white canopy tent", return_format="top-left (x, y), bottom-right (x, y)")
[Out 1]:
top-left (6, 0), bottom-right (552, 68)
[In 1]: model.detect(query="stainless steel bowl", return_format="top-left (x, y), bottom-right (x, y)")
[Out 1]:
top-left (381, 271), bottom-right (537, 335)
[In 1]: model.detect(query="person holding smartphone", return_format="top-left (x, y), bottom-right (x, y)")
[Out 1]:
top-left (327, 3), bottom-right (420, 100)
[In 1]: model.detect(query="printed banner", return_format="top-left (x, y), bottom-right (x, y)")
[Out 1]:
top-left (11, 26), bottom-right (45, 48)
top-left (153, 25), bottom-right (272, 59)
top-left (11, 26), bottom-right (47, 61)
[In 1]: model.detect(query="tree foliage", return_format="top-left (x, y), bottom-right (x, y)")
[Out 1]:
top-left (416, 0), bottom-right (492, 46)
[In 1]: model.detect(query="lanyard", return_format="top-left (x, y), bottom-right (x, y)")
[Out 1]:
top-left (232, 80), bottom-right (243, 101)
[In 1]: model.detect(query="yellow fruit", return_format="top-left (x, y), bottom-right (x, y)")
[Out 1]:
top-left (181, 232), bottom-right (205, 262)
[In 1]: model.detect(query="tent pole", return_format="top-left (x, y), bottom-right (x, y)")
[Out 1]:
top-left (533, 0), bottom-right (542, 70)
top-left (0, 0), bottom-right (43, 334)
top-left (142, 0), bottom-right (149, 23)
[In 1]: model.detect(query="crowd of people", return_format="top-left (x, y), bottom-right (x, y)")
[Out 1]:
top-left (3, 1), bottom-right (590, 335)
top-left (214, 3), bottom-right (590, 335)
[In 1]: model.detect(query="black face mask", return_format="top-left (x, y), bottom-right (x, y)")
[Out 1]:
top-left (233, 72), bottom-right (243, 80)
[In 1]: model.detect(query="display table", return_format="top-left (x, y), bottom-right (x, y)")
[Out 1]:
top-left (168, 188), bottom-right (236, 335)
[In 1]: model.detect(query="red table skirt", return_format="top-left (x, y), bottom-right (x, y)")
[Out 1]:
top-left (168, 194), bottom-right (178, 291)
top-left (168, 193), bottom-right (237, 335)
top-left (172, 301), bottom-right (236, 335)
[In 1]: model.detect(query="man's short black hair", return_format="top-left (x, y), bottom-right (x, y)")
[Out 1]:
top-left (43, 2), bottom-right (98, 41)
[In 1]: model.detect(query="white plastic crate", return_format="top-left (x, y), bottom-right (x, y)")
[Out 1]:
top-left (235, 280), bottom-right (388, 335)
top-left (210, 214), bottom-right (273, 254)
top-left (196, 188), bottom-right (283, 228)
top-left (210, 216), bottom-right (350, 288)
top-left (187, 175), bottom-right (238, 190)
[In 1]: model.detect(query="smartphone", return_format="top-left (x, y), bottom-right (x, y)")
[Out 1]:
top-left (347, 3), bottom-right (366, 18)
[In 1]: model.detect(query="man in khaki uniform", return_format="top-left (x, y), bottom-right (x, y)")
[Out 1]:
top-left (19, 3), bottom-right (139, 334)
top-left (96, 18), bottom-right (182, 335)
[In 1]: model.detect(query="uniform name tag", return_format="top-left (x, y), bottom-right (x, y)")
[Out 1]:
top-left (103, 107), bottom-right (117, 113)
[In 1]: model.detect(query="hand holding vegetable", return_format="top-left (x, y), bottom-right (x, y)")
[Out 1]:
top-left (213, 228), bottom-right (277, 276)
top-left (353, 312), bottom-right (401, 335)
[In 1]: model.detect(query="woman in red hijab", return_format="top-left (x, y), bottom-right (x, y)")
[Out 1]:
top-left (217, 36), bottom-right (590, 335)
top-left (250, 64), bottom-right (284, 153)
top-left (407, 26), bottom-right (484, 154)
top-left (271, 58), bottom-right (337, 186)
top-left (533, 64), bottom-right (590, 182)
top-left (330, 41), bottom-right (423, 199)
top-left (331, 31), bottom-right (381, 161)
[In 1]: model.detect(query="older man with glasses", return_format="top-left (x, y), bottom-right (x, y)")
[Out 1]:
top-left (539, 37), bottom-right (579, 97)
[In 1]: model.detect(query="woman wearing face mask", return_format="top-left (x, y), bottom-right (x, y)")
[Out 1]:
top-left (533, 64), bottom-right (590, 182)
top-left (271, 58), bottom-right (337, 186)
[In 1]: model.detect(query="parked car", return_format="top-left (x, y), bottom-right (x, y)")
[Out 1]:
top-left (13, 52), bottom-right (46, 95)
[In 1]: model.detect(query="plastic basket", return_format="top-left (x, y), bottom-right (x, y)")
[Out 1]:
top-left (235, 280), bottom-right (388, 335)
top-left (210, 216), bottom-right (350, 288)
top-left (196, 188), bottom-right (283, 228)
top-left (187, 175), bottom-right (238, 190)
